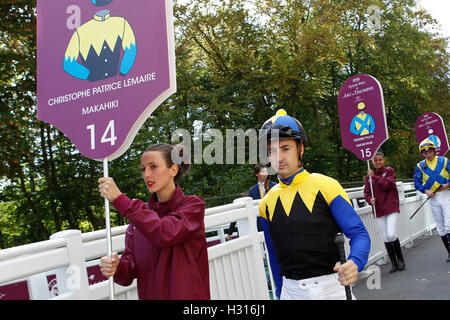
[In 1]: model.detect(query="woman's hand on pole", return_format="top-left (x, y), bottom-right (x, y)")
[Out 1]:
top-left (100, 252), bottom-right (120, 278)
top-left (367, 169), bottom-right (374, 177)
top-left (98, 177), bottom-right (122, 202)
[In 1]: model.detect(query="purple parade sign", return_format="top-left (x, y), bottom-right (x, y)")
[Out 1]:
top-left (37, 0), bottom-right (176, 160)
top-left (415, 112), bottom-right (449, 156)
top-left (338, 74), bottom-right (388, 161)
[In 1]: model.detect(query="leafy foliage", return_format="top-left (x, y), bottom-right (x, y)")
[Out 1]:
top-left (0, 0), bottom-right (448, 248)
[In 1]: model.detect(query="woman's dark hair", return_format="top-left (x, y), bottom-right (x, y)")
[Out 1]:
top-left (375, 150), bottom-right (385, 158)
top-left (144, 143), bottom-right (190, 183)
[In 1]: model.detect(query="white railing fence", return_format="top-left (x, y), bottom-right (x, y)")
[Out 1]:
top-left (0, 182), bottom-right (435, 300)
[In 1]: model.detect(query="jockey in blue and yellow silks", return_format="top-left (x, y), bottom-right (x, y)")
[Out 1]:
top-left (258, 109), bottom-right (370, 299)
top-left (414, 139), bottom-right (450, 193)
top-left (63, 4), bottom-right (136, 82)
top-left (350, 102), bottom-right (375, 136)
top-left (414, 138), bottom-right (450, 262)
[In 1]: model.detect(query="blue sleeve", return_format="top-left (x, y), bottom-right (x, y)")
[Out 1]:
top-left (350, 117), bottom-right (358, 135)
top-left (329, 196), bottom-right (371, 272)
top-left (369, 114), bottom-right (375, 133)
top-left (446, 158), bottom-right (450, 182)
top-left (258, 216), bottom-right (282, 298)
top-left (120, 43), bottom-right (137, 76)
top-left (63, 57), bottom-right (90, 80)
top-left (414, 164), bottom-right (426, 193)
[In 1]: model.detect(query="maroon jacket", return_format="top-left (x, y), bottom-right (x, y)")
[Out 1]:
top-left (111, 185), bottom-right (210, 300)
top-left (364, 166), bottom-right (400, 218)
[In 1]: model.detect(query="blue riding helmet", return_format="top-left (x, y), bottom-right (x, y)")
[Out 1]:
top-left (419, 138), bottom-right (436, 153)
top-left (260, 109), bottom-right (308, 147)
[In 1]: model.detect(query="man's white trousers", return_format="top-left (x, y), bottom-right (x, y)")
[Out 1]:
top-left (280, 273), bottom-right (355, 300)
top-left (429, 189), bottom-right (450, 236)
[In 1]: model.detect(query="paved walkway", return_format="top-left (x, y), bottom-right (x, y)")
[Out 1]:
top-left (353, 230), bottom-right (450, 300)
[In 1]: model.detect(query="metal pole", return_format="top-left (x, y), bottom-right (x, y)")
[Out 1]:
top-left (409, 185), bottom-right (442, 220)
top-left (335, 233), bottom-right (352, 300)
top-left (367, 160), bottom-right (377, 217)
top-left (103, 158), bottom-right (115, 300)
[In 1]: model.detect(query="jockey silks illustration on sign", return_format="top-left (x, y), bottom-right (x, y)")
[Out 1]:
top-left (62, 7), bottom-right (137, 82)
top-left (338, 74), bottom-right (388, 161)
top-left (37, 0), bottom-right (176, 160)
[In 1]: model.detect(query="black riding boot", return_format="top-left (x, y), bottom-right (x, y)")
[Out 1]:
top-left (441, 234), bottom-right (450, 262)
top-left (392, 238), bottom-right (406, 271)
top-left (384, 242), bottom-right (398, 273)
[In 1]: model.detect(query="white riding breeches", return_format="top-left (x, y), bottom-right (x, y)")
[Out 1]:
top-left (429, 189), bottom-right (450, 236)
top-left (376, 212), bottom-right (399, 242)
top-left (280, 273), bottom-right (355, 300)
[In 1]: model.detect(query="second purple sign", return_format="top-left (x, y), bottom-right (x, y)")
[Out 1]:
top-left (338, 74), bottom-right (388, 161)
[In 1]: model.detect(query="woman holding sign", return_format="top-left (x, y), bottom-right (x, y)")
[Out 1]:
top-left (98, 143), bottom-right (210, 299)
top-left (364, 151), bottom-right (406, 273)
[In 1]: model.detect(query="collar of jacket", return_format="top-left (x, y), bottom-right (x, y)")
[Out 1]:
top-left (425, 156), bottom-right (437, 169)
top-left (148, 185), bottom-right (184, 214)
top-left (94, 10), bottom-right (111, 22)
top-left (374, 166), bottom-right (387, 175)
top-left (278, 169), bottom-right (308, 187)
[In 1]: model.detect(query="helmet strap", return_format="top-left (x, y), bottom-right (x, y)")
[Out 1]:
top-left (296, 140), bottom-right (304, 169)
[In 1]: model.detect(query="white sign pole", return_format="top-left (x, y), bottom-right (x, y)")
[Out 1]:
top-left (103, 158), bottom-right (115, 300)
top-left (367, 160), bottom-right (377, 217)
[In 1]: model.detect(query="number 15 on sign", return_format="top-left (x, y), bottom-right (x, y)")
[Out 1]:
top-left (361, 148), bottom-right (372, 159)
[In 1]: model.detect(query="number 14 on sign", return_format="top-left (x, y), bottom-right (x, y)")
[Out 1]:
top-left (87, 120), bottom-right (117, 150)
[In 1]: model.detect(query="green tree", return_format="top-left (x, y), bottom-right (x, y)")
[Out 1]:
top-left (0, 0), bottom-right (448, 248)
